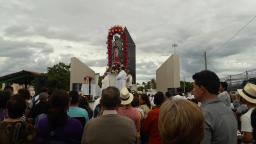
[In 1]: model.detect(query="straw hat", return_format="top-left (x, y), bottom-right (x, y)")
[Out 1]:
top-left (237, 83), bottom-right (256, 104)
top-left (120, 87), bottom-right (134, 105)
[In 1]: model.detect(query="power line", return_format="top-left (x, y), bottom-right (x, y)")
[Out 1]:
top-left (204, 15), bottom-right (256, 69)
top-left (223, 15), bottom-right (256, 46)
top-left (209, 15), bottom-right (256, 52)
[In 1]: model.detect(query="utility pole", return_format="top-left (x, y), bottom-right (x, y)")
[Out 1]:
top-left (246, 70), bottom-right (249, 80)
top-left (204, 51), bottom-right (207, 70)
top-left (183, 77), bottom-right (186, 95)
top-left (172, 43), bottom-right (178, 55)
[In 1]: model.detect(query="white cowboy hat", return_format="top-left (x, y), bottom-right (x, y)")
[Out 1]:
top-left (237, 83), bottom-right (256, 104)
top-left (120, 87), bottom-right (134, 105)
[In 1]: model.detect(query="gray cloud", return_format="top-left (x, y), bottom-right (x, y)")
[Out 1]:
top-left (0, 37), bottom-right (54, 76)
top-left (0, 37), bottom-right (53, 57)
top-left (1, 0), bottom-right (256, 84)
top-left (4, 25), bottom-right (90, 42)
top-left (84, 59), bottom-right (107, 67)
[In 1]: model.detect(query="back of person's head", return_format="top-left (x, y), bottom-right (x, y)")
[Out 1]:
top-left (18, 88), bottom-right (31, 100)
top-left (79, 96), bottom-right (90, 109)
top-left (165, 91), bottom-right (171, 98)
top-left (192, 70), bottom-right (220, 95)
top-left (69, 90), bottom-right (80, 105)
top-left (131, 94), bottom-right (140, 107)
top-left (39, 92), bottom-right (49, 102)
top-left (48, 89), bottom-right (69, 128)
top-left (140, 94), bottom-right (151, 108)
top-left (79, 96), bottom-right (93, 119)
top-left (4, 85), bottom-right (14, 95)
top-left (0, 91), bottom-right (11, 109)
top-left (7, 95), bottom-right (26, 119)
top-left (159, 98), bottom-right (204, 144)
top-left (220, 82), bottom-right (228, 91)
top-left (154, 92), bottom-right (165, 106)
top-left (100, 87), bottom-right (121, 110)
top-left (37, 87), bottom-right (49, 96)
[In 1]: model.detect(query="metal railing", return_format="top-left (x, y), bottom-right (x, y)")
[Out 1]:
top-left (221, 69), bottom-right (256, 91)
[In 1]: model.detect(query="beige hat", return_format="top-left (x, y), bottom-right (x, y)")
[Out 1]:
top-left (120, 87), bottom-right (134, 105)
top-left (237, 83), bottom-right (256, 104)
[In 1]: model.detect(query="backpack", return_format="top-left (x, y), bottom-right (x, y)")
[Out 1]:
top-left (0, 121), bottom-right (36, 144)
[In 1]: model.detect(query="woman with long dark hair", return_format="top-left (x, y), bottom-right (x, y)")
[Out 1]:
top-left (36, 89), bottom-right (83, 144)
top-left (78, 95), bottom-right (93, 119)
top-left (139, 94), bottom-right (151, 119)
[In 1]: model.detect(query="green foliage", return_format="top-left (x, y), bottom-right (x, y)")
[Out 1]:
top-left (137, 86), bottom-right (144, 91)
top-left (144, 81), bottom-right (151, 91)
top-left (150, 79), bottom-right (156, 89)
top-left (180, 81), bottom-right (193, 93)
top-left (47, 62), bottom-right (70, 92)
top-left (141, 79), bottom-right (157, 91)
top-left (31, 75), bottom-right (48, 94)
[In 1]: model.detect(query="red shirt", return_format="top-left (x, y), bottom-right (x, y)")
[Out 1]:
top-left (117, 107), bottom-right (141, 132)
top-left (143, 107), bottom-right (162, 144)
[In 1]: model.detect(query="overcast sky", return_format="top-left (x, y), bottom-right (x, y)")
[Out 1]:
top-left (0, 0), bottom-right (256, 83)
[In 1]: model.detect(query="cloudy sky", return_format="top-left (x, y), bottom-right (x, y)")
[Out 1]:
top-left (0, 0), bottom-right (256, 83)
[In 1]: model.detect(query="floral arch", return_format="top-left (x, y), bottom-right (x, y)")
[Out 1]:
top-left (107, 25), bottom-right (128, 69)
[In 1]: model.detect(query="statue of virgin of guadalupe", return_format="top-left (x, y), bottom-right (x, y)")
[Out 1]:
top-left (112, 35), bottom-right (123, 65)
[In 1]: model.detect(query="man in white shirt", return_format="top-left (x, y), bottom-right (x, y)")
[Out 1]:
top-left (116, 66), bottom-right (127, 90)
top-left (237, 83), bottom-right (256, 144)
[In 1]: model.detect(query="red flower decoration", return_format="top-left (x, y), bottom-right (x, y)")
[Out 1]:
top-left (84, 76), bottom-right (93, 81)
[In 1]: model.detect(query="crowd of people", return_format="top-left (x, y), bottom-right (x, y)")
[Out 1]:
top-left (0, 70), bottom-right (256, 144)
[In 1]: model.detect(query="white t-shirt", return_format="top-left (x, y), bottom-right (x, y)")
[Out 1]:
top-left (241, 108), bottom-right (254, 132)
top-left (116, 70), bottom-right (127, 90)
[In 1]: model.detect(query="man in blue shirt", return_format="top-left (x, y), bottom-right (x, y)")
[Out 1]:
top-left (68, 91), bottom-right (89, 126)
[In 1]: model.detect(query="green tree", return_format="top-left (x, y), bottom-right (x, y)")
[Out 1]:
top-left (47, 62), bottom-right (70, 92)
top-left (150, 79), bottom-right (156, 89)
top-left (180, 81), bottom-right (193, 93)
top-left (145, 81), bottom-right (151, 90)
top-left (141, 82), bottom-right (146, 92)
top-left (137, 86), bottom-right (144, 91)
top-left (31, 75), bottom-right (48, 94)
